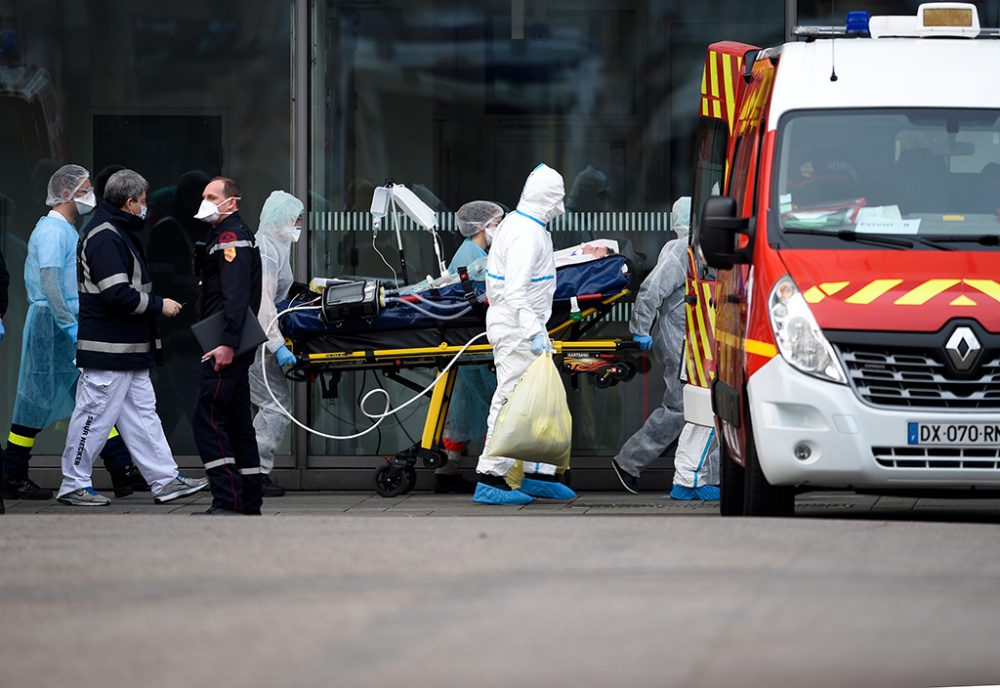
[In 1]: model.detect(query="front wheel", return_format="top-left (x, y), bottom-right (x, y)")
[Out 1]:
top-left (743, 417), bottom-right (795, 517)
top-left (719, 437), bottom-right (745, 517)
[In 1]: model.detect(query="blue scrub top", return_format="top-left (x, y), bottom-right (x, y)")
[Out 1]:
top-left (447, 238), bottom-right (487, 275)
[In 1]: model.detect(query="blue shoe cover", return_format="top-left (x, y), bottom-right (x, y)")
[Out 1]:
top-left (670, 484), bottom-right (721, 501)
top-left (472, 482), bottom-right (534, 505)
top-left (519, 478), bottom-right (577, 500)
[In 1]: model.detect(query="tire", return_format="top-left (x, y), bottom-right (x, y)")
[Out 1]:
top-left (719, 438), bottom-right (745, 517)
top-left (374, 464), bottom-right (408, 498)
top-left (743, 416), bottom-right (795, 517)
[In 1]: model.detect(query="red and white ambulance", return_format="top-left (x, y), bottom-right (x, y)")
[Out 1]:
top-left (692, 3), bottom-right (1000, 516)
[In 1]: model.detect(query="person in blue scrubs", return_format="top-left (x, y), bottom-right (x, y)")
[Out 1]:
top-left (435, 201), bottom-right (505, 493)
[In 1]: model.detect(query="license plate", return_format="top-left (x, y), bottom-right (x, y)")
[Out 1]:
top-left (907, 422), bottom-right (1000, 446)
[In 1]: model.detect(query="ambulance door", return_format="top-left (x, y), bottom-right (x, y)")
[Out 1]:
top-left (685, 43), bottom-right (756, 426)
top-left (714, 55), bottom-right (775, 465)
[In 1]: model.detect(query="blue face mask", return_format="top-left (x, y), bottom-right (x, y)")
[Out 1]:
top-left (138, 204), bottom-right (148, 220)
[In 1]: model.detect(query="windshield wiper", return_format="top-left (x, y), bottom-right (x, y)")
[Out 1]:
top-left (920, 234), bottom-right (1000, 247)
top-left (783, 228), bottom-right (958, 250)
top-left (782, 227), bottom-right (912, 250)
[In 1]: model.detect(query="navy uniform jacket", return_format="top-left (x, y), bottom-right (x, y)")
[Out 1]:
top-left (77, 201), bottom-right (164, 370)
top-left (197, 212), bottom-right (262, 349)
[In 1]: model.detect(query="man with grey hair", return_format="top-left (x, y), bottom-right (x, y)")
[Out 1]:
top-left (55, 169), bottom-right (207, 506)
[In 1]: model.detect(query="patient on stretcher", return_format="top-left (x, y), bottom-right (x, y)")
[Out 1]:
top-left (398, 239), bottom-right (619, 293)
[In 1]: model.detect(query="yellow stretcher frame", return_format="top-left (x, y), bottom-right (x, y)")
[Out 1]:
top-left (286, 288), bottom-right (639, 496)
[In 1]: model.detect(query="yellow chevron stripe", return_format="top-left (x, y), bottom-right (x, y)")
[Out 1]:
top-left (964, 279), bottom-right (1000, 303)
top-left (950, 295), bottom-right (977, 306)
top-left (845, 279), bottom-right (902, 305)
top-left (820, 281), bottom-right (850, 295)
top-left (712, 99), bottom-right (721, 118)
top-left (804, 286), bottom-right (826, 304)
top-left (693, 294), bottom-right (712, 363)
top-left (7, 432), bottom-right (34, 448)
top-left (709, 51), bottom-right (720, 98)
top-left (895, 279), bottom-right (960, 305)
top-left (745, 338), bottom-right (778, 358)
top-left (722, 52), bottom-right (736, 128)
top-left (701, 60), bottom-right (707, 96)
top-left (716, 331), bottom-right (777, 359)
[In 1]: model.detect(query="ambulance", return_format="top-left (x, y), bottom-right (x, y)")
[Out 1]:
top-left (690, 3), bottom-right (1000, 516)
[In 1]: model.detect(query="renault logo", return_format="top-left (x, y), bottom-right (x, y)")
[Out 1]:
top-left (945, 327), bottom-right (981, 371)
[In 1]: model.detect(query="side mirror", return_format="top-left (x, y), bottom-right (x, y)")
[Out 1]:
top-left (699, 196), bottom-right (751, 270)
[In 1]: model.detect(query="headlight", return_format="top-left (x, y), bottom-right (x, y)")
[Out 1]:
top-left (768, 276), bottom-right (846, 384)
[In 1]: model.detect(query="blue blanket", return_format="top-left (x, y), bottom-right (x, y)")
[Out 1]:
top-left (280, 255), bottom-right (631, 341)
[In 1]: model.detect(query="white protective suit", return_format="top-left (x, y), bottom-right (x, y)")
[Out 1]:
top-left (614, 197), bottom-right (717, 489)
top-left (476, 164), bottom-right (565, 478)
top-left (248, 191), bottom-right (304, 474)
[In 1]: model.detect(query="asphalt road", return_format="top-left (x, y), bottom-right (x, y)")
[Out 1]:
top-left (2, 492), bottom-right (1000, 688)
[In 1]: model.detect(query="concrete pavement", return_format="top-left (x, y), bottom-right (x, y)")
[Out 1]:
top-left (3, 491), bottom-right (1000, 688)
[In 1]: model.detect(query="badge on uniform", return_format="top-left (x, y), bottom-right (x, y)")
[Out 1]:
top-left (224, 247), bottom-right (237, 262)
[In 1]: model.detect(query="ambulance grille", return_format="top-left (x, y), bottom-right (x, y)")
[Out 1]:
top-left (836, 345), bottom-right (1000, 410)
top-left (872, 446), bottom-right (1000, 470)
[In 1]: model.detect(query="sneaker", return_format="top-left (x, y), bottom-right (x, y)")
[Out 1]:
top-left (4, 477), bottom-right (53, 500)
top-left (261, 475), bottom-right (286, 497)
top-left (154, 474), bottom-right (209, 504)
top-left (611, 459), bottom-right (640, 495)
top-left (57, 487), bottom-right (110, 506)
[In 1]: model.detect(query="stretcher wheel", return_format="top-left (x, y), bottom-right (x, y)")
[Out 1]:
top-left (374, 464), bottom-right (409, 498)
top-left (594, 374), bottom-right (614, 389)
top-left (611, 364), bottom-right (632, 381)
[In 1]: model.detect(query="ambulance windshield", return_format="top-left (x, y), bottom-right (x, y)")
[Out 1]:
top-left (776, 109), bottom-right (1000, 247)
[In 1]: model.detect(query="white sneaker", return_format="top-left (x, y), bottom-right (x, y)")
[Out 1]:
top-left (154, 474), bottom-right (209, 504)
top-left (57, 487), bottom-right (111, 507)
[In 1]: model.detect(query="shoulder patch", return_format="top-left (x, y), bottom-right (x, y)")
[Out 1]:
top-left (219, 231), bottom-right (239, 243)
top-left (224, 246), bottom-right (237, 262)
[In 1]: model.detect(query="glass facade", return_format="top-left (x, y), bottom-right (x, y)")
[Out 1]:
top-left (0, 1), bottom-right (292, 467)
top-left (305, 0), bottom-right (784, 463)
top-left (6, 0), bottom-right (995, 476)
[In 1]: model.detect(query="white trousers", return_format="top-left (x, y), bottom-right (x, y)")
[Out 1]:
top-left (59, 369), bottom-right (179, 496)
top-left (672, 423), bottom-right (719, 489)
top-left (476, 331), bottom-right (556, 478)
top-left (249, 352), bottom-right (291, 475)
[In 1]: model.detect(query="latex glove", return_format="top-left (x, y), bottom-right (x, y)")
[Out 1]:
top-left (0, 319), bottom-right (4, 342)
top-left (634, 334), bottom-right (653, 351)
top-left (529, 333), bottom-right (551, 356)
top-left (67, 323), bottom-right (79, 345)
top-left (275, 345), bottom-right (297, 367)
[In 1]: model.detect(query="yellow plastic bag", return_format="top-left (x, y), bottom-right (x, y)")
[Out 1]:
top-left (484, 353), bottom-right (572, 465)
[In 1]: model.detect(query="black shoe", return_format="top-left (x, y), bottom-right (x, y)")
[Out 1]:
top-left (192, 506), bottom-right (242, 516)
top-left (109, 468), bottom-right (135, 498)
top-left (433, 473), bottom-right (476, 494)
top-left (611, 459), bottom-right (640, 495)
top-left (3, 477), bottom-right (53, 500)
top-left (261, 475), bottom-right (286, 497)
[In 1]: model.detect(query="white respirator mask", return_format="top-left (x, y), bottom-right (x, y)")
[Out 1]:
top-left (74, 189), bottom-right (97, 215)
top-left (195, 196), bottom-right (239, 223)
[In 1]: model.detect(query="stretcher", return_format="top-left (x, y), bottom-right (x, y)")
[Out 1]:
top-left (279, 255), bottom-right (647, 496)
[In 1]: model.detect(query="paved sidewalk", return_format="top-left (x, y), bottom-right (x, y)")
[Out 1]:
top-left (5, 489), bottom-right (1000, 521)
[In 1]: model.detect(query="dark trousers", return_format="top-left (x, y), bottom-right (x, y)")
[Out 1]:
top-left (5, 423), bottom-right (134, 480)
top-left (193, 352), bottom-right (263, 514)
